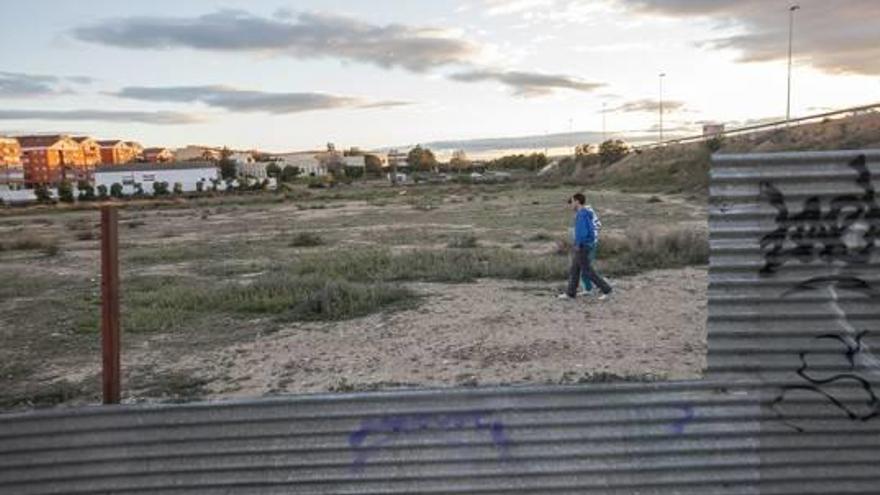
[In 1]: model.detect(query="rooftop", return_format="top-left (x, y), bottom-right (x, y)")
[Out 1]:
top-left (95, 161), bottom-right (217, 173)
top-left (14, 135), bottom-right (68, 148)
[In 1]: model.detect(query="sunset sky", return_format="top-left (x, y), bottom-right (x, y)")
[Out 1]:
top-left (1, 0), bottom-right (878, 152)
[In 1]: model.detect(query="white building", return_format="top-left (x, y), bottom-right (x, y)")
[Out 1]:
top-left (174, 145), bottom-right (221, 162)
top-left (342, 156), bottom-right (365, 168)
top-left (230, 151), bottom-right (255, 164)
top-left (94, 162), bottom-right (219, 195)
top-left (273, 152), bottom-right (327, 177)
top-left (237, 161), bottom-right (276, 179)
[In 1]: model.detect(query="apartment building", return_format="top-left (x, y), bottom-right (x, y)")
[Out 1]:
top-left (17, 134), bottom-right (89, 185)
top-left (0, 137), bottom-right (24, 187)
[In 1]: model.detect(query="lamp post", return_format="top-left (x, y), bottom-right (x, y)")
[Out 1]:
top-left (659, 72), bottom-right (666, 142)
top-left (602, 101), bottom-right (607, 142)
top-left (786, 4), bottom-right (800, 122)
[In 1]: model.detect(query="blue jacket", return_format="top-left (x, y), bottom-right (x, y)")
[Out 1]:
top-left (573, 207), bottom-right (597, 247)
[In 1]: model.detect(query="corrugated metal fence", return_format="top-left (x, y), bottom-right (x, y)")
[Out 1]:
top-left (1, 149), bottom-right (878, 494)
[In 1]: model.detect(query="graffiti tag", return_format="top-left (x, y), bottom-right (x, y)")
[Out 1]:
top-left (348, 410), bottom-right (510, 472)
top-left (759, 154), bottom-right (879, 274)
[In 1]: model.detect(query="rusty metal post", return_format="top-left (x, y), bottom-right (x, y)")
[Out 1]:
top-left (100, 206), bottom-right (121, 404)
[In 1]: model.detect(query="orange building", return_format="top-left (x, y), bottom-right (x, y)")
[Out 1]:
top-left (17, 135), bottom-right (90, 185)
top-left (98, 140), bottom-right (140, 165)
top-left (73, 136), bottom-right (102, 166)
top-left (0, 137), bottom-right (25, 187)
top-left (127, 141), bottom-right (144, 161)
top-left (143, 147), bottom-right (175, 163)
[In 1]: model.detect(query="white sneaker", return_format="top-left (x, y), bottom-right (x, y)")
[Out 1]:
top-left (557, 293), bottom-right (575, 300)
top-left (597, 292), bottom-right (611, 301)
top-left (579, 290), bottom-right (592, 296)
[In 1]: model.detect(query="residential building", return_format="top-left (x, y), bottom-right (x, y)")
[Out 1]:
top-left (0, 137), bottom-right (24, 187)
top-left (98, 140), bottom-right (140, 165)
top-left (175, 145), bottom-right (222, 162)
top-left (274, 152), bottom-right (327, 177)
top-left (94, 162), bottom-right (220, 195)
top-left (230, 151), bottom-right (255, 164)
top-left (237, 161), bottom-right (276, 179)
top-left (126, 141), bottom-right (144, 161)
top-left (386, 149), bottom-right (408, 169)
top-left (17, 134), bottom-right (88, 185)
top-left (342, 156), bottom-right (365, 168)
top-left (703, 123), bottom-right (725, 137)
top-left (143, 147), bottom-right (175, 163)
top-left (73, 136), bottom-right (102, 166)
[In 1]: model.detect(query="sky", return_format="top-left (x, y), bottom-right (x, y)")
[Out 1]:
top-left (0, 0), bottom-right (878, 153)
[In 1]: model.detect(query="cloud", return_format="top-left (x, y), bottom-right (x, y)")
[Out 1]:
top-left (0, 109), bottom-right (203, 124)
top-left (610, 98), bottom-right (687, 114)
top-left (73, 10), bottom-right (478, 73)
top-left (449, 69), bottom-right (604, 96)
top-left (0, 72), bottom-right (93, 98)
top-left (622, 0), bottom-right (880, 75)
top-left (113, 85), bottom-right (411, 113)
top-left (483, 0), bottom-right (555, 16)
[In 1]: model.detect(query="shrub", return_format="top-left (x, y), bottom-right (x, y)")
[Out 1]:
top-left (34, 185), bottom-right (53, 203)
top-left (281, 165), bottom-right (301, 183)
top-left (133, 183), bottom-right (145, 197)
top-left (110, 183), bottom-right (124, 198)
top-left (97, 184), bottom-right (109, 200)
top-left (705, 135), bottom-right (725, 153)
top-left (599, 139), bottom-right (630, 165)
top-left (266, 163), bottom-right (282, 179)
top-left (289, 232), bottom-right (325, 247)
top-left (172, 182), bottom-right (183, 195)
top-left (447, 234), bottom-right (479, 249)
top-left (3, 233), bottom-right (60, 256)
top-left (77, 181), bottom-right (95, 201)
top-left (196, 180), bottom-right (205, 193)
top-left (153, 181), bottom-right (170, 196)
top-left (58, 181), bottom-right (75, 203)
top-left (597, 229), bottom-right (708, 275)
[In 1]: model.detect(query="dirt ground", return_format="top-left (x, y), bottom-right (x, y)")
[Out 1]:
top-left (0, 182), bottom-right (708, 410)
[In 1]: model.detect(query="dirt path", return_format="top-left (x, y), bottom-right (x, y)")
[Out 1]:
top-left (134, 266), bottom-right (707, 400)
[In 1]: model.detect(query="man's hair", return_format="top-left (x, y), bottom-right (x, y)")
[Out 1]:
top-left (571, 193), bottom-right (586, 205)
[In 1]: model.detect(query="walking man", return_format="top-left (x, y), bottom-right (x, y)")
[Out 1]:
top-left (559, 193), bottom-right (613, 300)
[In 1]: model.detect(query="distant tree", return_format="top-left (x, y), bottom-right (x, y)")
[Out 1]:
top-left (152, 181), bottom-right (169, 196)
top-left (219, 147), bottom-right (237, 179)
top-left (172, 182), bottom-right (183, 195)
top-left (488, 153), bottom-right (547, 171)
top-left (575, 143), bottom-right (595, 157)
top-left (450, 150), bottom-right (470, 171)
top-left (265, 162), bottom-right (282, 179)
top-left (34, 185), bottom-right (52, 203)
top-left (196, 180), bottom-right (205, 193)
top-left (705, 135), bottom-right (725, 153)
top-left (97, 184), bottom-right (109, 200)
top-left (58, 181), bottom-right (75, 203)
top-left (281, 165), bottom-right (301, 183)
top-left (110, 183), bottom-right (124, 198)
top-left (598, 139), bottom-right (629, 165)
top-left (364, 154), bottom-right (383, 177)
top-left (77, 181), bottom-right (96, 201)
top-left (407, 145), bottom-right (437, 172)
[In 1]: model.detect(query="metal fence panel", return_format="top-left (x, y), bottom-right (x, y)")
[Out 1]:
top-left (1, 149), bottom-right (878, 494)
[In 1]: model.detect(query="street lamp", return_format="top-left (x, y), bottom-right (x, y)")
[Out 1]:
top-left (786, 4), bottom-right (800, 122)
top-left (602, 101), bottom-right (607, 142)
top-left (659, 73), bottom-right (666, 142)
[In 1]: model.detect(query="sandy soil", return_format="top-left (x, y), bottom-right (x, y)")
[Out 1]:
top-left (119, 266), bottom-right (707, 400)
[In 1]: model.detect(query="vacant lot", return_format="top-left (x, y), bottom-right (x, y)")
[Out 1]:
top-left (0, 182), bottom-right (708, 410)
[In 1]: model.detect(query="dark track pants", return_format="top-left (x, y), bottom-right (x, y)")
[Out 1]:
top-left (567, 245), bottom-right (612, 297)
